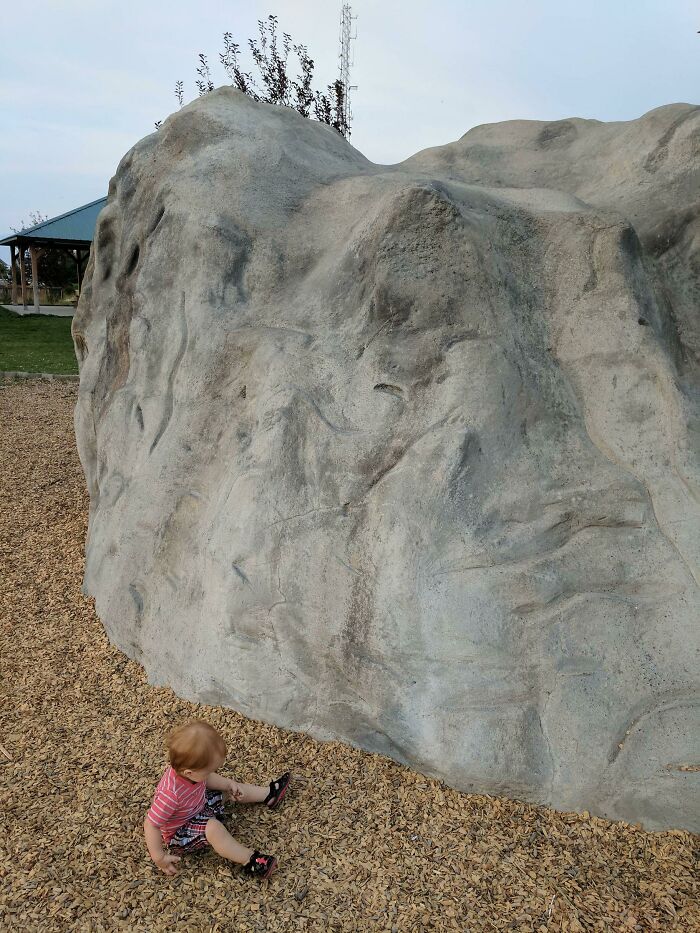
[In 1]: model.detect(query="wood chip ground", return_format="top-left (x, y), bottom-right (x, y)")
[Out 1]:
top-left (1, 383), bottom-right (698, 932)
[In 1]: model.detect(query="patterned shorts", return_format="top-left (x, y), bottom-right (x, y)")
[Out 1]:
top-left (167, 789), bottom-right (226, 852)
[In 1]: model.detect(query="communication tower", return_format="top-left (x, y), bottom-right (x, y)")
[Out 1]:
top-left (338, 4), bottom-right (358, 131)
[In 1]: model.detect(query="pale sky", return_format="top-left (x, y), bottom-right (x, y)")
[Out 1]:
top-left (2, 0), bottom-right (698, 262)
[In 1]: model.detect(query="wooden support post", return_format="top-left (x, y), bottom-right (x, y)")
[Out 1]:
top-left (10, 244), bottom-right (18, 304)
top-left (19, 242), bottom-right (27, 308)
top-left (30, 245), bottom-right (40, 312)
top-left (76, 249), bottom-right (83, 296)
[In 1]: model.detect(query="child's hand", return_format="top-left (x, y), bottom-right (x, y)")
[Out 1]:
top-left (156, 853), bottom-right (181, 876)
top-left (226, 780), bottom-right (244, 802)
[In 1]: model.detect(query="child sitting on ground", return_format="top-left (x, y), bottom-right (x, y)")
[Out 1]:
top-left (144, 719), bottom-right (290, 880)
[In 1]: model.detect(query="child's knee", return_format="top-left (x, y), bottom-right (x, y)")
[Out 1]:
top-left (205, 818), bottom-right (225, 840)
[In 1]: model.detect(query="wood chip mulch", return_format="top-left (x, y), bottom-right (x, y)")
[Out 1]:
top-left (1, 382), bottom-right (698, 932)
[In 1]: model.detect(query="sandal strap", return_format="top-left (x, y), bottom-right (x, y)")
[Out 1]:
top-left (263, 772), bottom-right (290, 806)
top-left (244, 850), bottom-right (277, 876)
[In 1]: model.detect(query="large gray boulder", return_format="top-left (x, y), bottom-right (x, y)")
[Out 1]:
top-left (73, 90), bottom-right (700, 830)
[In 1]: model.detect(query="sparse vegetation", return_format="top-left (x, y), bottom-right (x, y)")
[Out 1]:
top-left (158, 15), bottom-right (349, 138)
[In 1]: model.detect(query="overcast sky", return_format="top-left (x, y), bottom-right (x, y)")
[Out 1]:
top-left (1, 0), bottom-right (698, 261)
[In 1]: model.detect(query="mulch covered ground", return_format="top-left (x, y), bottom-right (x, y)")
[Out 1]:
top-left (0, 381), bottom-right (697, 932)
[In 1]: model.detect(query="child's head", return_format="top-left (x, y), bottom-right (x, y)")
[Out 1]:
top-left (167, 719), bottom-right (226, 783)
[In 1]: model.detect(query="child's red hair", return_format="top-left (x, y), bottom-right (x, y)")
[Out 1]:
top-left (167, 719), bottom-right (226, 773)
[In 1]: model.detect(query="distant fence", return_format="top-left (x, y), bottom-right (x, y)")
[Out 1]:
top-left (0, 285), bottom-right (78, 306)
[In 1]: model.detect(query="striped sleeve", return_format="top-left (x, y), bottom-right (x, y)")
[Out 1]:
top-left (146, 785), bottom-right (179, 828)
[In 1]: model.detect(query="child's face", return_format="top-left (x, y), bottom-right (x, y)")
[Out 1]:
top-left (181, 752), bottom-right (225, 784)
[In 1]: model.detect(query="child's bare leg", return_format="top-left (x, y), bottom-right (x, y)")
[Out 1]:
top-left (234, 782), bottom-right (269, 804)
top-left (205, 819), bottom-right (254, 864)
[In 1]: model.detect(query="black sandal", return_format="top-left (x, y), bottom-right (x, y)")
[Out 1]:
top-left (263, 771), bottom-right (291, 809)
top-left (242, 850), bottom-right (278, 879)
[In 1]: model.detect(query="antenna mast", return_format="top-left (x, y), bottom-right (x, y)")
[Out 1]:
top-left (338, 3), bottom-right (358, 133)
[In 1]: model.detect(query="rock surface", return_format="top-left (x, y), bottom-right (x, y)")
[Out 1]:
top-left (73, 90), bottom-right (700, 830)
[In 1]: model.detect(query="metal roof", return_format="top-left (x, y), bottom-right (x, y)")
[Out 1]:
top-left (0, 196), bottom-right (107, 246)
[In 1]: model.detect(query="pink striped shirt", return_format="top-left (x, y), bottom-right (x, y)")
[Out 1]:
top-left (146, 766), bottom-right (206, 843)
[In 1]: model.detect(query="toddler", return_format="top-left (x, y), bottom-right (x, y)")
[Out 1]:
top-left (144, 719), bottom-right (290, 880)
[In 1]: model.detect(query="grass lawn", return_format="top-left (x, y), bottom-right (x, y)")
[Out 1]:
top-left (0, 305), bottom-right (78, 374)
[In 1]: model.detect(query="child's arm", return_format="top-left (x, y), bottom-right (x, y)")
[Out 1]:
top-left (205, 772), bottom-right (234, 791)
top-left (143, 817), bottom-right (181, 875)
top-left (207, 773), bottom-right (270, 803)
top-left (206, 772), bottom-right (243, 799)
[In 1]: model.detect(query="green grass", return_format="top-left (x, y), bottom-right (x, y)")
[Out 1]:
top-left (0, 306), bottom-right (78, 374)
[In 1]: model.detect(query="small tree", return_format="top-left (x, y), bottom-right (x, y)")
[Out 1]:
top-left (195, 54), bottom-right (215, 97)
top-left (159, 15), bottom-right (351, 138)
top-left (13, 211), bottom-right (49, 235)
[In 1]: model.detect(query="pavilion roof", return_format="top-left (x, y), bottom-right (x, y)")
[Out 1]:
top-left (0, 197), bottom-right (107, 248)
